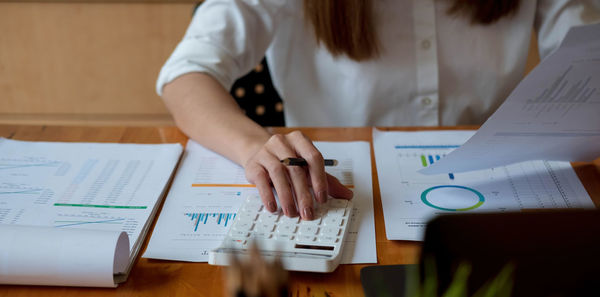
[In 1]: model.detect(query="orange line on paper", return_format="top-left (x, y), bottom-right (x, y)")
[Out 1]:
top-left (191, 184), bottom-right (354, 188)
top-left (191, 184), bottom-right (256, 188)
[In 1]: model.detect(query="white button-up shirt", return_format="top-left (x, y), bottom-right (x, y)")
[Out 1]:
top-left (157, 0), bottom-right (600, 127)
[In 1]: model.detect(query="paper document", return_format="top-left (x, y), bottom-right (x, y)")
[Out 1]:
top-left (0, 138), bottom-right (182, 287)
top-left (144, 140), bottom-right (377, 264)
top-left (422, 23), bottom-right (600, 174)
top-left (373, 129), bottom-right (595, 241)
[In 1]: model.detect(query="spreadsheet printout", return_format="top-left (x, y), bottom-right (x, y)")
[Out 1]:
top-left (373, 129), bottom-right (595, 241)
top-left (0, 138), bottom-right (182, 287)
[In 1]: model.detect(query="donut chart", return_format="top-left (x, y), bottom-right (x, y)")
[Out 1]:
top-left (420, 185), bottom-right (485, 211)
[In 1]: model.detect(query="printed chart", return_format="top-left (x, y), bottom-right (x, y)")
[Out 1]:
top-left (0, 138), bottom-right (181, 248)
top-left (374, 130), bottom-right (595, 241)
top-left (184, 212), bottom-right (237, 231)
top-left (145, 140), bottom-right (377, 264)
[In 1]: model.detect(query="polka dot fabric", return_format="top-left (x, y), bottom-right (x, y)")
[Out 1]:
top-left (229, 58), bottom-right (285, 126)
top-left (192, 3), bottom-right (285, 127)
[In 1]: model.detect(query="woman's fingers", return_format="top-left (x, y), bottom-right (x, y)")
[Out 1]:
top-left (286, 131), bottom-right (328, 204)
top-left (262, 155), bottom-right (297, 217)
top-left (264, 134), bottom-right (314, 220)
top-left (244, 131), bottom-right (339, 220)
top-left (245, 164), bottom-right (277, 212)
top-left (326, 173), bottom-right (354, 200)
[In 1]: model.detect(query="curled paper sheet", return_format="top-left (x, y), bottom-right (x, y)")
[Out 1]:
top-left (0, 225), bottom-right (129, 287)
top-left (420, 23), bottom-right (600, 175)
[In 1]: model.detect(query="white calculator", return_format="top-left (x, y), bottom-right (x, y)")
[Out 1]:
top-left (209, 194), bottom-right (353, 273)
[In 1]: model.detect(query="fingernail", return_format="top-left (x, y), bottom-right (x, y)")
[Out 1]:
top-left (268, 201), bottom-right (276, 212)
top-left (317, 190), bottom-right (328, 203)
top-left (303, 207), bottom-right (313, 220)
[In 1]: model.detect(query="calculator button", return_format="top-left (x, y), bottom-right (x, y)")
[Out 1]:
top-left (328, 199), bottom-right (348, 208)
top-left (301, 217), bottom-right (322, 226)
top-left (250, 232), bottom-right (272, 239)
top-left (274, 234), bottom-right (294, 241)
top-left (317, 236), bottom-right (338, 244)
top-left (225, 238), bottom-right (247, 248)
top-left (243, 203), bottom-right (263, 212)
top-left (279, 215), bottom-right (300, 224)
top-left (231, 230), bottom-right (250, 238)
top-left (323, 217), bottom-right (344, 227)
top-left (321, 227), bottom-right (341, 236)
top-left (327, 207), bottom-right (346, 217)
top-left (237, 212), bottom-right (258, 221)
top-left (298, 225), bottom-right (319, 235)
top-left (258, 212), bottom-right (280, 224)
top-left (254, 223), bottom-right (275, 233)
top-left (296, 235), bottom-right (316, 242)
top-left (232, 221), bottom-right (253, 231)
top-left (276, 224), bottom-right (297, 234)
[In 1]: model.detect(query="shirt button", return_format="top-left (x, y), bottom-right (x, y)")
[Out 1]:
top-left (422, 97), bottom-right (432, 106)
top-left (421, 39), bottom-right (431, 50)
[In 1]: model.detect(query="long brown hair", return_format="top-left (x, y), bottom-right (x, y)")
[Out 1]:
top-left (304, 0), bottom-right (521, 61)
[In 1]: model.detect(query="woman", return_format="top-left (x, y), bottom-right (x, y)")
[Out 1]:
top-left (157, 0), bottom-right (599, 220)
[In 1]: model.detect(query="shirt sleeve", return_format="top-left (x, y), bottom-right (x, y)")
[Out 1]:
top-left (156, 0), bottom-right (287, 96)
top-left (535, 0), bottom-right (600, 60)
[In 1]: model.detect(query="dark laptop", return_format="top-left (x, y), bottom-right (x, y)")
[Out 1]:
top-left (361, 210), bottom-right (600, 297)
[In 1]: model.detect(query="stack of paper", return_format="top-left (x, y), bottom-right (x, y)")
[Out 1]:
top-left (0, 138), bottom-right (182, 287)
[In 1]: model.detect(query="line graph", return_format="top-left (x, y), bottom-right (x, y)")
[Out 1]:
top-left (0, 189), bottom-right (43, 195)
top-left (54, 218), bottom-right (125, 228)
top-left (52, 212), bottom-right (131, 232)
top-left (0, 183), bottom-right (44, 196)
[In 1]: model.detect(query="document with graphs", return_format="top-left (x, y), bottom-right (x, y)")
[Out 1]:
top-left (422, 23), bottom-right (600, 174)
top-left (0, 138), bottom-right (182, 287)
top-left (144, 140), bottom-right (377, 264)
top-left (373, 129), bottom-right (595, 241)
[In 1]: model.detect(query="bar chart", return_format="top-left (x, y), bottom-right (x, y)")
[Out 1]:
top-left (185, 212), bottom-right (237, 232)
top-left (395, 145), bottom-right (459, 181)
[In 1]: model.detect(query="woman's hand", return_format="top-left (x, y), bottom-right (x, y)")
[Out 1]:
top-left (243, 131), bottom-right (353, 220)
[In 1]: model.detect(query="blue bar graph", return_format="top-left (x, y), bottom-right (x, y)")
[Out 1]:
top-left (185, 212), bottom-right (237, 232)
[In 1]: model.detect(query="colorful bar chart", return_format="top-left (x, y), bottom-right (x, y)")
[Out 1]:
top-left (419, 154), bottom-right (454, 180)
top-left (185, 212), bottom-right (237, 232)
top-left (395, 145), bottom-right (457, 181)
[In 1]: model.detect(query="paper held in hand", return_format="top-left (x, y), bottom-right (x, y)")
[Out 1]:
top-left (421, 23), bottom-right (600, 175)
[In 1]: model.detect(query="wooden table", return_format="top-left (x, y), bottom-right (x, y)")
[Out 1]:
top-left (1, 125), bottom-right (599, 297)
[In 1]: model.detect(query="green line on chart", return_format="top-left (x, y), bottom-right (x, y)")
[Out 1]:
top-left (53, 203), bottom-right (147, 209)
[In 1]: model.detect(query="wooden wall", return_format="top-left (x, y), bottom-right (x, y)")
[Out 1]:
top-left (0, 1), bottom-right (541, 126)
top-left (0, 1), bottom-right (197, 125)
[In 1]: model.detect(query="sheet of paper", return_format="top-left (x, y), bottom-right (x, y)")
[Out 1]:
top-left (0, 226), bottom-right (128, 287)
top-left (421, 23), bottom-right (600, 174)
top-left (373, 129), bottom-right (595, 241)
top-left (144, 140), bottom-right (377, 264)
top-left (0, 138), bottom-right (182, 286)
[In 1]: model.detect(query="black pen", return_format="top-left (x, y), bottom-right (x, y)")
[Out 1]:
top-left (280, 157), bottom-right (338, 166)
